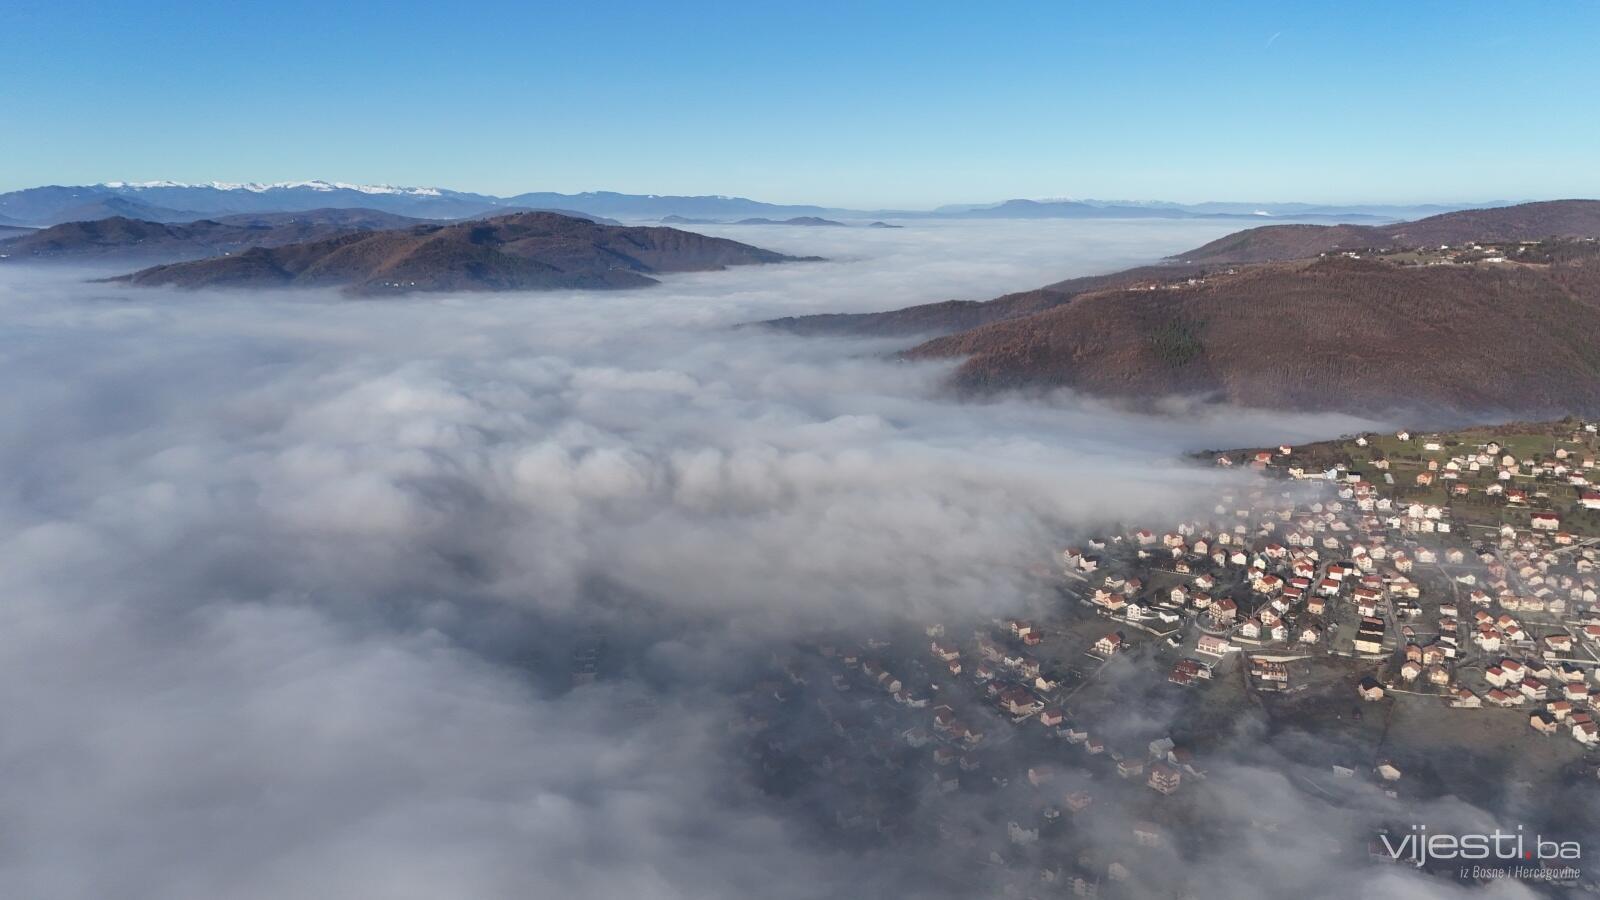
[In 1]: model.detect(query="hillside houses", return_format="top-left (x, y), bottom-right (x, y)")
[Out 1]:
top-left (731, 420), bottom-right (1600, 895)
top-left (762, 419), bottom-right (1600, 879)
top-left (1198, 424), bottom-right (1600, 742)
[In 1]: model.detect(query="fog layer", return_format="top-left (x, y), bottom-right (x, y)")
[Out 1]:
top-left (0, 220), bottom-right (1403, 898)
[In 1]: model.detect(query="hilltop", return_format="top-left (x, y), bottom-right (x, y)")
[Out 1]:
top-left (0, 209), bottom-right (429, 264)
top-left (108, 212), bottom-right (812, 295)
top-left (0, 207), bottom-right (624, 266)
top-left (1177, 200), bottom-right (1600, 264)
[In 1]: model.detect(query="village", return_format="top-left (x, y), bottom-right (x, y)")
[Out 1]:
top-left (1350, 236), bottom-right (1600, 268)
top-left (728, 420), bottom-right (1600, 897)
top-left (1163, 236), bottom-right (1600, 290)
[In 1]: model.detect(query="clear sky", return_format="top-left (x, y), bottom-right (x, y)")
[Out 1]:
top-left (2, 0), bottom-right (1597, 207)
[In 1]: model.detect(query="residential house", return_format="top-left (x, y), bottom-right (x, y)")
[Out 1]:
top-left (1147, 762), bottom-right (1181, 795)
top-left (1093, 632), bottom-right (1125, 656)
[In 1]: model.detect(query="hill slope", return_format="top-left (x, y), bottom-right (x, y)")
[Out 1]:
top-left (0, 209), bottom-right (430, 264)
top-left (0, 207), bottom-right (633, 267)
top-left (760, 264), bottom-right (1206, 338)
top-left (110, 212), bottom-right (810, 295)
top-left (1177, 200), bottom-right (1600, 264)
top-left (764, 201), bottom-right (1600, 338)
top-left (906, 248), bottom-right (1600, 415)
top-left (763, 289), bottom-right (1074, 338)
top-left (43, 195), bottom-right (201, 226)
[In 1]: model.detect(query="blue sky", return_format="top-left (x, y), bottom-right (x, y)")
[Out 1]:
top-left (1, 0), bottom-right (1596, 207)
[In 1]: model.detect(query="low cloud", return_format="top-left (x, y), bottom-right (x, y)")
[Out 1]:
top-left (0, 220), bottom-right (1422, 899)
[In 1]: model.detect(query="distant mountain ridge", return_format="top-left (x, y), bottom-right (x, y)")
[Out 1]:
top-left (660, 215), bottom-right (850, 227)
top-left (0, 207), bottom-right (625, 266)
top-left (106, 212), bottom-right (813, 296)
top-left (0, 180), bottom-right (1507, 227)
top-left (734, 216), bottom-right (847, 226)
top-left (941, 199), bottom-right (1228, 220)
top-left (0, 182), bottom-right (504, 225)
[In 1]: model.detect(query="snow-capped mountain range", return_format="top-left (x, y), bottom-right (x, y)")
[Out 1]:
top-left (0, 181), bottom-right (833, 226)
top-left (101, 180), bottom-right (447, 196)
top-left (0, 179), bottom-right (1497, 228)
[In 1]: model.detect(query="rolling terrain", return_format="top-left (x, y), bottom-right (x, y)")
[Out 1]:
top-left (1176, 199), bottom-right (1600, 264)
top-left (109, 212), bottom-right (812, 295)
top-left (763, 200), bottom-right (1600, 416)
top-left (0, 209), bottom-right (429, 264)
top-left (762, 265), bottom-right (1206, 338)
top-left (906, 247), bottom-right (1600, 415)
top-left (0, 180), bottom-right (1476, 227)
top-left (766, 202), bottom-right (1600, 342)
top-left (0, 207), bottom-right (622, 266)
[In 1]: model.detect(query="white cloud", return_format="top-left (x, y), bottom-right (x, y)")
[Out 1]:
top-left (0, 220), bottom-right (1408, 898)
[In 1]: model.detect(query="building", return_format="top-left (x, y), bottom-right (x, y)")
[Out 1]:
top-left (1354, 626), bottom-right (1386, 655)
top-left (1094, 632), bottom-right (1125, 656)
top-left (1250, 658), bottom-right (1289, 684)
top-left (1358, 677), bottom-right (1385, 701)
top-left (1168, 658), bottom-right (1206, 685)
top-left (1210, 598), bottom-right (1238, 625)
top-left (999, 685), bottom-right (1043, 717)
top-left (1147, 762), bottom-right (1181, 794)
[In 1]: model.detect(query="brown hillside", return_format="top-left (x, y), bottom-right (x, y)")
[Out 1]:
top-left (761, 265), bottom-right (1208, 338)
top-left (761, 289), bottom-right (1073, 338)
top-left (1178, 200), bottom-right (1600, 264)
top-left (0, 209), bottom-right (427, 264)
top-left (110, 212), bottom-right (807, 295)
top-left (1172, 224), bottom-right (1385, 264)
top-left (907, 249), bottom-right (1600, 415)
